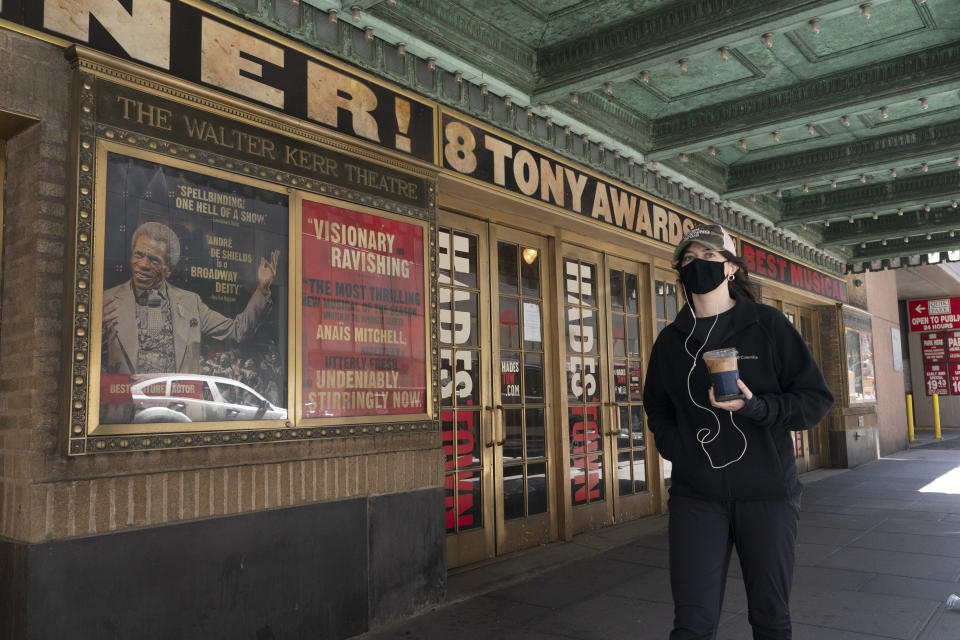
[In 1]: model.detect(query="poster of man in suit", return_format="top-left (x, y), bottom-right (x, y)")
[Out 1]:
top-left (98, 153), bottom-right (288, 425)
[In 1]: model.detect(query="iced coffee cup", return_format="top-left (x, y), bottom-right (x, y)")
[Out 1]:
top-left (702, 347), bottom-right (744, 401)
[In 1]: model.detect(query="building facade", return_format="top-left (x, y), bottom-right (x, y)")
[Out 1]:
top-left (0, 2), bottom-right (906, 638)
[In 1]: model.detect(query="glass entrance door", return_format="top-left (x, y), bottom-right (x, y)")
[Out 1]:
top-left (561, 244), bottom-right (659, 534)
top-left (783, 303), bottom-right (808, 471)
top-left (439, 216), bottom-right (490, 568)
top-left (440, 212), bottom-right (556, 567)
top-left (490, 226), bottom-right (554, 555)
top-left (562, 246), bottom-right (609, 533)
top-left (653, 268), bottom-right (680, 497)
top-left (606, 256), bottom-right (658, 521)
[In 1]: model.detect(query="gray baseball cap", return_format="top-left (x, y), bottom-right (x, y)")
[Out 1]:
top-left (673, 223), bottom-right (736, 263)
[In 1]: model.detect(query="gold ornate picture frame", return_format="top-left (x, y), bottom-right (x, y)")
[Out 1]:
top-left (65, 50), bottom-right (438, 454)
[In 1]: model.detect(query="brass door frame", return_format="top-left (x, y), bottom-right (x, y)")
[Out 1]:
top-left (799, 307), bottom-right (825, 470)
top-left (488, 225), bottom-right (558, 555)
top-left (781, 302), bottom-right (809, 472)
top-left (441, 211), bottom-right (560, 565)
top-left (651, 266), bottom-right (680, 513)
top-left (604, 254), bottom-right (657, 522)
top-left (756, 293), bottom-right (828, 472)
top-left (556, 241), bottom-right (614, 537)
top-left (440, 212), bottom-right (495, 568)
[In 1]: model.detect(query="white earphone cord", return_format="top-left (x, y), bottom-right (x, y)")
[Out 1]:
top-left (681, 284), bottom-right (747, 469)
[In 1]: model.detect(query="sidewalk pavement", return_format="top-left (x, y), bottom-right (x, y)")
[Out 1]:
top-left (363, 430), bottom-right (960, 639)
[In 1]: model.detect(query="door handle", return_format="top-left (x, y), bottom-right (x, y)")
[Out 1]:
top-left (483, 406), bottom-right (494, 447)
top-left (606, 402), bottom-right (621, 437)
top-left (495, 405), bottom-right (506, 446)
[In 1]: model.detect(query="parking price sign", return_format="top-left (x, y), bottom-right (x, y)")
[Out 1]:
top-left (925, 364), bottom-right (949, 396)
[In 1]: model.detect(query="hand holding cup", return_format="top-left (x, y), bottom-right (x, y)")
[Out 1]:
top-left (709, 379), bottom-right (753, 411)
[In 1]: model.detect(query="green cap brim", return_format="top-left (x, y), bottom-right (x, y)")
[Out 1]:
top-left (672, 237), bottom-right (725, 263)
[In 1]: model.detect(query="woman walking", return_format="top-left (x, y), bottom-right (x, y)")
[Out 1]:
top-left (643, 223), bottom-right (834, 640)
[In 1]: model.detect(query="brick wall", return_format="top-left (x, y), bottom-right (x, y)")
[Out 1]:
top-left (0, 31), bottom-right (442, 546)
top-left (817, 302), bottom-right (845, 433)
top-left (0, 29), bottom-right (72, 545)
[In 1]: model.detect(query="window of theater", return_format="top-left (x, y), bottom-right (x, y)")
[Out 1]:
top-left (845, 328), bottom-right (876, 405)
top-left (654, 279), bottom-right (678, 334)
top-left (653, 276), bottom-right (678, 487)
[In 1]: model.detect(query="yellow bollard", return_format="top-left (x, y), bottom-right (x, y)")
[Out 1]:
top-left (934, 393), bottom-right (942, 440)
top-left (907, 394), bottom-right (915, 443)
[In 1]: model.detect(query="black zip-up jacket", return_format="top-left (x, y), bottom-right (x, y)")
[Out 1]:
top-left (643, 293), bottom-right (834, 500)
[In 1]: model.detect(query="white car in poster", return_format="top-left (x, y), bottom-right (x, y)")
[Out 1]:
top-left (130, 375), bottom-right (287, 423)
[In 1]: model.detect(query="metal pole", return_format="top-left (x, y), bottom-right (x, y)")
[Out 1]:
top-left (907, 394), bottom-right (915, 443)
top-left (934, 393), bottom-right (942, 440)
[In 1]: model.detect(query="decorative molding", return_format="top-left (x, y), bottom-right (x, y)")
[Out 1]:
top-left (821, 206), bottom-right (958, 247)
top-left (533, 0), bottom-right (864, 100)
top-left (852, 235), bottom-right (960, 263)
top-left (661, 153), bottom-right (727, 195)
top-left (635, 48), bottom-right (764, 104)
top-left (781, 170), bottom-right (960, 224)
top-left (554, 91), bottom-right (655, 150)
top-left (540, 0), bottom-right (782, 75)
top-left (371, 0), bottom-right (536, 89)
top-left (785, 2), bottom-right (935, 64)
top-left (84, 421), bottom-right (438, 454)
top-left (652, 41), bottom-right (960, 148)
top-left (726, 119), bottom-right (960, 195)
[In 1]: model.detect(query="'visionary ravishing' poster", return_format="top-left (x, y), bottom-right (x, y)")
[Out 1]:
top-left (301, 200), bottom-right (426, 418)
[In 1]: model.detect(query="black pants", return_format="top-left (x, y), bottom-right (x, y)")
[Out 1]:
top-left (668, 494), bottom-right (801, 640)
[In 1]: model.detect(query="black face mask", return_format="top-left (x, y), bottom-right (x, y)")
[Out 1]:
top-left (680, 258), bottom-right (728, 295)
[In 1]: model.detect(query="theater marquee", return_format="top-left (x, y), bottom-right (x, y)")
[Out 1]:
top-left (440, 110), bottom-right (700, 247)
top-left (1, 0), bottom-right (436, 163)
top-left (741, 241), bottom-right (847, 303)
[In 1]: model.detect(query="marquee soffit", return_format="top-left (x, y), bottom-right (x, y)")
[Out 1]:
top-left (210, 0), bottom-right (960, 273)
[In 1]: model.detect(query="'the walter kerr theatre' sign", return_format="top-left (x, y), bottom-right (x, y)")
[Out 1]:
top-left (0, 0), bottom-right (436, 162)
